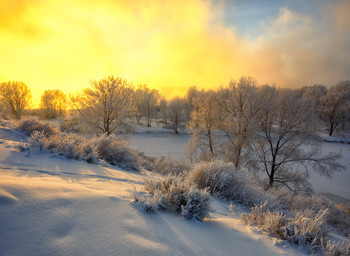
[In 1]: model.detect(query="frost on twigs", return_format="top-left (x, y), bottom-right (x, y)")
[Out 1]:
top-left (241, 201), bottom-right (348, 254)
top-left (26, 130), bottom-right (140, 171)
top-left (134, 175), bottom-right (210, 220)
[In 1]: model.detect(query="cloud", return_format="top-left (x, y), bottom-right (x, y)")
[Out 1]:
top-left (0, 0), bottom-right (349, 105)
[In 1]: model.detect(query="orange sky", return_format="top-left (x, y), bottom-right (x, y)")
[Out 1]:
top-left (1, 0), bottom-right (349, 106)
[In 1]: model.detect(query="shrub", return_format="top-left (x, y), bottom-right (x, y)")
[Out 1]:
top-left (269, 189), bottom-right (350, 236)
top-left (19, 119), bottom-right (59, 136)
top-left (131, 190), bottom-right (166, 213)
top-left (27, 131), bottom-right (140, 171)
top-left (283, 210), bottom-right (329, 251)
top-left (321, 239), bottom-right (350, 256)
top-left (142, 175), bottom-right (210, 220)
top-left (94, 135), bottom-right (139, 171)
top-left (186, 161), bottom-right (265, 207)
top-left (242, 202), bottom-right (331, 253)
top-left (148, 155), bottom-right (190, 175)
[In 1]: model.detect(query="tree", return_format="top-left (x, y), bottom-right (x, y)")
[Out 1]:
top-left (188, 90), bottom-right (220, 161)
top-left (159, 98), bottom-right (168, 124)
top-left (0, 81), bottom-right (31, 119)
top-left (300, 84), bottom-right (327, 131)
top-left (40, 90), bottom-right (56, 119)
top-left (168, 97), bottom-right (185, 134)
top-left (131, 85), bottom-right (159, 126)
top-left (131, 86), bottom-right (144, 124)
top-left (184, 86), bottom-right (199, 120)
top-left (248, 86), bottom-right (343, 192)
top-left (54, 90), bottom-right (67, 115)
top-left (320, 81), bottom-right (350, 136)
top-left (217, 76), bottom-right (260, 168)
top-left (141, 86), bottom-right (159, 127)
top-left (40, 89), bottom-right (67, 119)
top-left (70, 76), bottom-right (133, 136)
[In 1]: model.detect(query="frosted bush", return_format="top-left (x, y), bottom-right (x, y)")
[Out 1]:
top-left (27, 131), bottom-right (140, 170)
top-left (242, 202), bottom-right (332, 253)
top-left (150, 155), bottom-right (190, 175)
top-left (181, 187), bottom-right (210, 220)
top-left (187, 161), bottom-right (265, 206)
top-left (93, 135), bottom-right (139, 171)
top-left (322, 239), bottom-right (350, 256)
top-left (283, 209), bottom-right (329, 252)
top-left (144, 175), bottom-right (210, 220)
top-left (131, 190), bottom-right (166, 213)
top-left (269, 189), bottom-right (350, 236)
top-left (241, 201), bottom-right (288, 237)
top-left (19, 119), bottom-right (59, 136)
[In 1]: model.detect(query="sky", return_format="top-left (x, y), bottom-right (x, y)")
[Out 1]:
top-left (1, 0), bottom-right (350, 106)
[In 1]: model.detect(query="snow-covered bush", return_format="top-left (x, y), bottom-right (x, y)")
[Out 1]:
top-left (143, 175), bottom-right (210, 220)
top-left (241, 201), bottom-right (288, 237)
top-left (28, 131), bottom-right (101, 163)
top-left (149, 155), bottom-right (190, 175)
top-left (322, 239), bottom-right (350, 256)
top-left (131, 190), bottom-right (166, 213)
top-left (242, 202), bottom-right (331, 253)
top-left (94, 135), bottom-right (139, 171)
top-left (19, 119), bottom-right (59, 136)
top-left (27, 131), bottom-right (140, 170)
top-left (181, 186), bottom-right (211, 220)
top-left (269, 189), bottom-right (350, 236)
top-left (283, 210), bottom-right (329, 251)
top-left (186, 161), bottom-right (265, 207)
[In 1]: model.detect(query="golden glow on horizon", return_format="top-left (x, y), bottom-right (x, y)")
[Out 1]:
top-left (1, 0), bottom-right (349, 107)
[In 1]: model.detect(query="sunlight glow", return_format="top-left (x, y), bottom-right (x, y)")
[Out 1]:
top-left (1, 0), bottom-right (349, 106)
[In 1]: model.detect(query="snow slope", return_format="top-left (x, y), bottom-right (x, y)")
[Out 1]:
top-left (0, 123), bottom-right (305, 256)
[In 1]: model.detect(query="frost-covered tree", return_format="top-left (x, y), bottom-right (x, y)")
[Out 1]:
top-left (248, 86), bottom-right (344, 192)
top-left (40, 89), bottom-right (67, 119)
top-left (131, 86), bottom-right (144, 124)
top-left (70, 76), bottom-right (133, 136)
top-left (320, 81), bottom-right (350, 136)
top-left (0, 81), bottom-right (31, 119)
top-left (184, 86), bottom-right (199, 120)
top-left (168, 97), bottom-right (185, 134)
top-left (159, 98), bottom-right (168, 124)
top-left (217, 76), bottom-right (260, 168)
top-left (131, 85), bottom-right (159, 126)
top-left (141, 87), bottom-right (159, 127)
top-left (300, 84), bottom-right (327, 131)
top-left (188, 90), bottom-right (220, 161)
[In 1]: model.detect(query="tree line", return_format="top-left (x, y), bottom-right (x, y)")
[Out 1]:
top-left (1, 77), bottom-right (349, 138)
top-left (1, 76), bottom-right (349, 192)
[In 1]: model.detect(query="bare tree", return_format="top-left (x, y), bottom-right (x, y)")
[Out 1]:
top-left (184, 86), bottom-right (199, 120)
top-left (55, 90), bottom-right (67, 115)
top-left (40, 89), bottom-right (67, 119)
top-left (217, 76), bottom-right (260, 168)
top-left (168, 97), bottom-right (185, 134)
top-left (248, 86), bottom-right (344, 192)
top-left (188, 90), bottom-right (220, 161)
top-left (70, 76), bottom-right (133, 136)
top-left (142, 87), bottom-right (159, 127)
top-left (131, 86), bottom-right (144, 124)
top-left (0, 81), bottom-right (31, 120)
top-left (159, 98), bottom-right (168, 124)
top-left (40, 90), bottom-right (56, 119)
top-left (300, 84), bottom-right (327, 131)
top-left (320, 81), bottom-right (350, 136)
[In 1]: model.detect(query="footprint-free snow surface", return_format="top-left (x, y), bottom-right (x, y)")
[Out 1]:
top-left (0, 123), bottom-right (305, 256)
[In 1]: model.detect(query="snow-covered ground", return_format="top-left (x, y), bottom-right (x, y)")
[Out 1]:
top-left (129, 133), bottom-right (350, 203)
top-left (0, 122), bottom-right (306, 256)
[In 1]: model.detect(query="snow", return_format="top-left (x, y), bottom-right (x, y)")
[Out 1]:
top-left (0, 122), bottom-right (305, 256)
